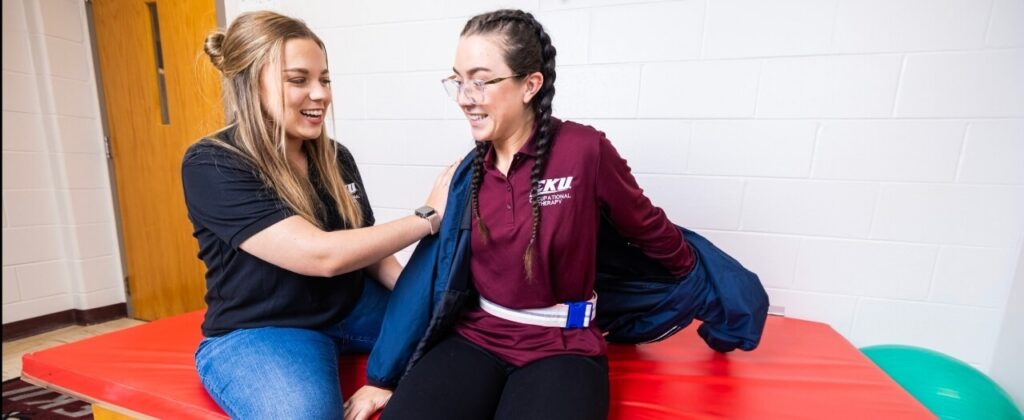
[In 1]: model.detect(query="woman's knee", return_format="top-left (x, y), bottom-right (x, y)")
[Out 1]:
top-left (495, 355), bottom-right (609, 420)
top-left (195, 327), bottom-right (344, 417)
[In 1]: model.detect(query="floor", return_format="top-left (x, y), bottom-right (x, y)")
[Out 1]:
top-left (2, 318), bottom-right (146, 381)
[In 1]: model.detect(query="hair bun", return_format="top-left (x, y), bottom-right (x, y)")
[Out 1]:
top-left (204, 31), bottom-right (226, 70)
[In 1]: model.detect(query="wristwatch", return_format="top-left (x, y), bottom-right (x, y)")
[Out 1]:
top-left (415, 205), bottom-right (441, 235)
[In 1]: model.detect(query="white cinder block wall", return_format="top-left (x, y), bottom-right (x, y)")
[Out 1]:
top-left (992, 245), bottom-right (1024, 407)
top-left (1, 0), bottom-right (1017, 392)
top-left (227, 0), bottom-right (1024, 378)
top-left (1, 0), bottom-right (125, 324)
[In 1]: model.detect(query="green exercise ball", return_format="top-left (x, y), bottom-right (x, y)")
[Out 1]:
top-left (861, 344), bottom-right (1022, 420)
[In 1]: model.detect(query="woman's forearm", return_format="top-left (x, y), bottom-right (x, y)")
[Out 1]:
top-left (366, 255), bottom-right (403, 290)
top-left (241, 214), bottom-right (430, 278)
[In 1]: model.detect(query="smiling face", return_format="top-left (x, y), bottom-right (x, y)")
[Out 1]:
top-left (452, 34), bottom-right (540, 143)
top-left (259, 37), bottom-right (331, 142)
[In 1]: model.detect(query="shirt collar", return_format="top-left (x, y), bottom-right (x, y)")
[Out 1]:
top-left (481, 118), bottom-right (561, 167)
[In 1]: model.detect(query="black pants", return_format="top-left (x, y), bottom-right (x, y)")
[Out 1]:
top-left (381, 335), bottom-right (609, 420)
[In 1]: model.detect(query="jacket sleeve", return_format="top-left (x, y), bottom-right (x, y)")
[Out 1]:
top-left (365, 236), bottom-right (438, 388)
top-left (365, 152), bottom-right (476, 388)
top-left (595, 135), bottom-right (694, 277)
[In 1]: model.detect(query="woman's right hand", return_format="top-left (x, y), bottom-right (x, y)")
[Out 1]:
top-left (424, 160), bottom-right (460, 218)
top-left (344, 385), bottom-right (392, 420)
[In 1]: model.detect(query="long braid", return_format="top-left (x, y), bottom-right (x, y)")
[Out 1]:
top-left (462, 10), bottom-right (557, 279)
top-left (522, 17), bottom-right (556, 279)
top-left (471, 140), bottom-right (491, 242)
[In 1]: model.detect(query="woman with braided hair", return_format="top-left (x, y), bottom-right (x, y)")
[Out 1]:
top-left (345, 9), bottom-right (696, 420)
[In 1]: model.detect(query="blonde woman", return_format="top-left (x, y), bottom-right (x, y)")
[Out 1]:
top-left (182, 11), bottom-right (455, 417)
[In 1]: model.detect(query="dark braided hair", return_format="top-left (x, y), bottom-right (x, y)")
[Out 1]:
top-left (462, 9), bottom-right (556, 279)
top-left (471, 139), bottom-right (491, 242)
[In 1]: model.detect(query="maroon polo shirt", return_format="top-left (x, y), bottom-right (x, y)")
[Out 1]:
top-left (455, 119), bottom-right (694, 366)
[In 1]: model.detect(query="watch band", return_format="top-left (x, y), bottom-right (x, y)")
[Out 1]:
top-left (415, 206), bottom-right (440, 235)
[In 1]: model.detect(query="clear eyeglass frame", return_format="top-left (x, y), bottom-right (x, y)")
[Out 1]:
top-left (441, 74), bottom-right (524, 104)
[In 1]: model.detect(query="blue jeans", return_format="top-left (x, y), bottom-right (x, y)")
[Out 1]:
top-left (195, 278), bottom-right (389, 419)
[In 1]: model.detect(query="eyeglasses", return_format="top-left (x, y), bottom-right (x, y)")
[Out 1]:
top-left (441, 74), bottom-right (524, 104)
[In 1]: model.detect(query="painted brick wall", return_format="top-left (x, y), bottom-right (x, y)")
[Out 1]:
top-left (246, 0), bottom-right (1024, 376)
top-left (2, 0), bottom-right (126, 324)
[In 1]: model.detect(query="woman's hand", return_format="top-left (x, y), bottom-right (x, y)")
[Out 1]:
top-left (424, 160), bottom-right (460, 219)
top-left (344, 385), bottom-right (393, 420)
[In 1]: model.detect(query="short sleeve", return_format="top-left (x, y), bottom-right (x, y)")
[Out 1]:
top-left (182, 144), bottom-right (294, 249)
top-left (337, 143), bottom-right (376, 227)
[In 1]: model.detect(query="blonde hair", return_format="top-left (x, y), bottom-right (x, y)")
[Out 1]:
top-left (202, 11), bottom-right (362, 229)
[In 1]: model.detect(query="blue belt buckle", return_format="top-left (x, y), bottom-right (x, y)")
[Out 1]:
top-left (565, 300), bottom-right (593, 329)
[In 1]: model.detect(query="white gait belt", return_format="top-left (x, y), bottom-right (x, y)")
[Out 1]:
top-left (479, 294), bottom-right (597, 329)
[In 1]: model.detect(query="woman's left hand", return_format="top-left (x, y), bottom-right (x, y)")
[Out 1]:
top-left (344, 385), bottom-right (392, 420)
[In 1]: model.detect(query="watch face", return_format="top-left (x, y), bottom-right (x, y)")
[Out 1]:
top-left (416, 206), bottom-right (436, 218)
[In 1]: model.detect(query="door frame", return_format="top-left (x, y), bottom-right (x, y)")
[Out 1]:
top-left (84, 0), bottom-right (228, 319)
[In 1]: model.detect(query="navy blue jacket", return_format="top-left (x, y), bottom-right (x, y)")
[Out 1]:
top-left (366, 153), bottom-right (769, 388)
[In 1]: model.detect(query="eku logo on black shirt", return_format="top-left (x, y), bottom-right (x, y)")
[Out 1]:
top-left (346, 183), bottom-right (360, 199)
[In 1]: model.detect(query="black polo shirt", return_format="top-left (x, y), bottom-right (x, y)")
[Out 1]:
top-left (181, 125), bottom-right (374, 337)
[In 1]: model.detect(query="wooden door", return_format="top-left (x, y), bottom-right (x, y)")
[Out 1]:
top-left (91, 0), bottom-right (223, 320)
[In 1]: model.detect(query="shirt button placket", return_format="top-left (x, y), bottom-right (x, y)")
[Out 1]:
top-left (506, 182), bottom-right (513, 211)
top-left (506, 180), bottom-right (514, 227)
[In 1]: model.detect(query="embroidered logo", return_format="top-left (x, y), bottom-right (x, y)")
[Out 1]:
top-left (535, 176), bottom-right (573, 207)
top-left (346, 182), bottom-right (361, 199)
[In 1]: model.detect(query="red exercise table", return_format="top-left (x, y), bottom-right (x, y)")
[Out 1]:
top-left (22, 311), bottom-right (933, 419)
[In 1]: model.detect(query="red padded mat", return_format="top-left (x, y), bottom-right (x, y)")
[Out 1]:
top-left (22, 311), bottom-right (932, 419)
top-left (607, 316), bottom-right (933, 419)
